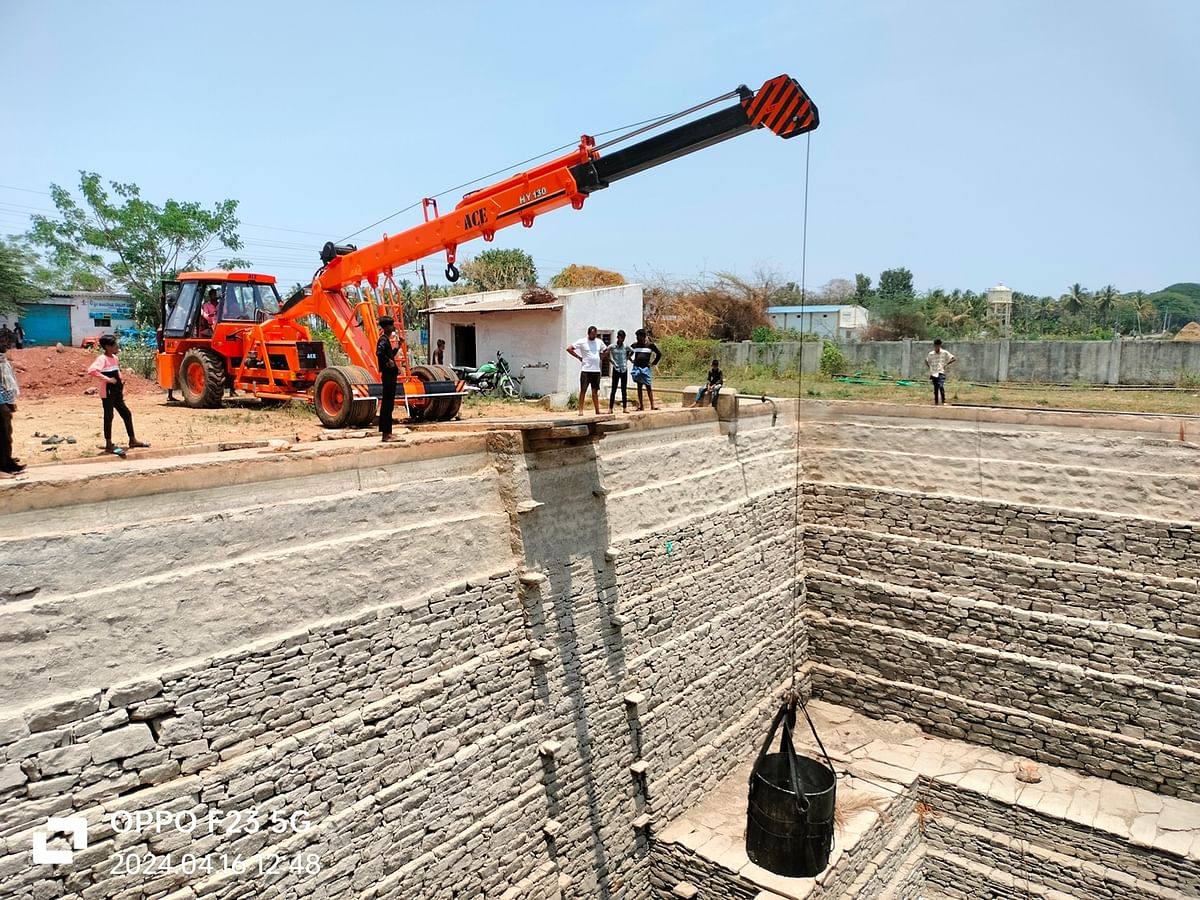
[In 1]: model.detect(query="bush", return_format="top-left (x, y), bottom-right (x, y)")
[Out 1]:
top-left (654, 335), bottom-right (719, 378)
top-left (751, 326), bottom-right (778, 343)
top-left (819, 341), bottom-right (847, 376)
top-left (119, 342), bottom-right (157, 379)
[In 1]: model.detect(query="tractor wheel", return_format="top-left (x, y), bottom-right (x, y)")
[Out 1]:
top-left (411, 365), bottom-right (462, 421)
top-left (179, 349), bottom-right (226, 408)
top-left (344, 366), bottom-right (377, 427)
top-left (433, 365), bottom-right (464, 420)
top-left (314, 366), bottom-right (366, 428)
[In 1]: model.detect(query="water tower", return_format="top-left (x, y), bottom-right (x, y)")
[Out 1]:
top-left (987, 283), bottom-right (1013, 337)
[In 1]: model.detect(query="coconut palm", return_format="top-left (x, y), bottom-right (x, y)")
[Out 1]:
top-left (1122, 290), bottom-right (1155, 334)
top-left (1062, 283), bottom-right (1089, 317)
top-left (1093, 284), bottom-right (1118, 326)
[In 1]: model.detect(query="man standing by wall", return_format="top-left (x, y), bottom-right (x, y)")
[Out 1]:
top-left (925, 338), bottom-right (956, 406)
top-left (630, 328), bottom-right (663, 411)
top-left (567, 325), bottom-right (607, 416)
top-left (0, 331), bottom-right (21, 475)
top-left (607, 329), bottom-right (629, 414)
top-left (377, 315), bottom-right (401, 441)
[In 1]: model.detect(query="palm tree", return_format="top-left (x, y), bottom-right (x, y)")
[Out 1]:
top-left (1062, 283), bottom-right (1089, 317)
top-left (1123, 290), bottom-right (1155, 334)
top-left (1093, 284), bottom-right (1118, 326)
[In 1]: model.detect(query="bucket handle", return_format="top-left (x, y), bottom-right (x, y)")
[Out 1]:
top-left (797, 698), bottom-right (836, 776)
top-left (751, 699), bottom-right (809, 812)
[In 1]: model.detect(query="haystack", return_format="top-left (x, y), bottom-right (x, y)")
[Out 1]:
top-left (1174, 321), bottom-right (1200, 341)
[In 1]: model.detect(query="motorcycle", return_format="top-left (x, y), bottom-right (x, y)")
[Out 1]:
top-left (452, 351), bottom-right (513, 396)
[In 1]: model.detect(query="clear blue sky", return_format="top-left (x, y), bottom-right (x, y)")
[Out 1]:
top-left (2, 1), bottom-right (1197, 297)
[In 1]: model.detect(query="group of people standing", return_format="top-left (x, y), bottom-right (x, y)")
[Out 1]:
top-left (568, 326), bottom-right (663, 416)
top-left (0, 322), bottom-right (24, 349)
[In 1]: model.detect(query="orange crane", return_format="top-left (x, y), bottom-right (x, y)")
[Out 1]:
top-left (156, 74), bottom-right (818, 427)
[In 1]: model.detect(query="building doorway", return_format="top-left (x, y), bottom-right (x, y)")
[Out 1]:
top-left (453, 325), bottom-right (476, 369)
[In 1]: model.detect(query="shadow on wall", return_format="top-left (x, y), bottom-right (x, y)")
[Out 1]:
top-left (520, 442), bottom-right (633, 899)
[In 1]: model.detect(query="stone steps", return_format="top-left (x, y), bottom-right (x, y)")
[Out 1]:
top-left (928, 816), bottom-right (1192, 900)
top-left (925, 847), bottom-right (1080, 899)
top-left (803, 524), bottom-right (1200, 637)
top-left (651, 766), bottom-right (917, 899)
top-left (806, 569), bottom-right (1200, 684)
top-left (922, 779), bottom-right (1200, 896)
top-left (807, 612), bottom-right (1200, 752)
top-left (808, 652), bottom-right (1200, 800)
top-left (837, 812), bottom-right (923, 899)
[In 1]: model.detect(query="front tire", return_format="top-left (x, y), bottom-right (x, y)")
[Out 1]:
top-left (179, 349), bottom-right (226, 408)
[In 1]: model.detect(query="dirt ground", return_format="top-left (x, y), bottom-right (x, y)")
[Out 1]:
top-left (2, 345), bottom-right (579, 467)
top-left (6, 343), bottom-right (1194, 470)
top-left (7, 394), bottom-right (579, 466)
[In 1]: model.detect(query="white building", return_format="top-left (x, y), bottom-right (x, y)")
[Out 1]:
top-left (766, 304), bottom-right (869, 340)
top-left (427, 284), bottom-right (643, 397)
top-left (0, 293), bottom-right (137, 347)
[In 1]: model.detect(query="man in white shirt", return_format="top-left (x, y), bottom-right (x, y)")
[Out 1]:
top-left (566, 325), bottom-right (608, 416)
top-left (924, 338), bottom-right (957, 406)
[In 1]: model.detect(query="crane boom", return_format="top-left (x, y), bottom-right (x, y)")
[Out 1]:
top-left (302, 74), bottom-right (817, 306)
top-left (159, 74), bottom-right (818, 428)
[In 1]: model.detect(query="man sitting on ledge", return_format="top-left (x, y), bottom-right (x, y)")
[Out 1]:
top-left (694, 359), bottom-right (724, 408)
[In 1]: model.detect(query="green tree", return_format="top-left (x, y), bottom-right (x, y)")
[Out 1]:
top-left (27, 172), bottom-right (248, 324)
top-left (459, 248), bottom-right (538, 291)
top-left (877, 267), bottom-right (915, 302)
top-left (1061, 283), bottom-right (1089, 317)
top-left (0, 238), bottom-right (42, 316)
top-left (853, 273), bottom-right (873, 301)
top-left (1148, 285), bottom-right (1200, 332)
top-left (1093, 284), bottom-right (1118, 326)
top-left (1120, 290), bottom-right (1155, 334)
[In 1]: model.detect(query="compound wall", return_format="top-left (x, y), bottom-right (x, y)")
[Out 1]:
top-left (0, 409), bottom-right (802, 900)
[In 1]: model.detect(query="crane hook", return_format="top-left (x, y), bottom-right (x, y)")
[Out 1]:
top-left (445, 263), bottom-right (460, 283)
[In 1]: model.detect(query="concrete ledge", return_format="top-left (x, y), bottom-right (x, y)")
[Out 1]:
top-left (796, 398), bottom-right (1200, 441)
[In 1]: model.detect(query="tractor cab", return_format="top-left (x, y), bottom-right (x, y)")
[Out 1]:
top-left (163, 274), bottom-right (282, 340)
top-left (157, 271), bottom-right (319, 408)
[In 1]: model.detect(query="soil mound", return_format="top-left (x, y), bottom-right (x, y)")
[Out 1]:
top-left (6, 347), bottom-right (162, 401)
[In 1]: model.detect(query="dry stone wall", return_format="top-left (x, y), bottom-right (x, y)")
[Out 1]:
top-left (0, 407), bottom-right (804, 899)
top-left (801, 414), bottom-right (1200, 802)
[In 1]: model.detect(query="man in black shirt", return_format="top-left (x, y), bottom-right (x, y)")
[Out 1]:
top-left (695, 358), bottom-right (724, 408)
top-left (377, 316), bottom-right (400, 441)
top-left (629, 328), bottom-right (663, 411)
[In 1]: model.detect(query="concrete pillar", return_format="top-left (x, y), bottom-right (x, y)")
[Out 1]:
top-left (901, 339), bottom-right (913, 380)
top-left (998, 340), bottom-right (1010, 383)
top-left (1107, 337), bottom-right (1122, 385)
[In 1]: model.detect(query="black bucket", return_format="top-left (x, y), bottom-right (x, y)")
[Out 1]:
top-left (745, 699), bottom-right (837, 878)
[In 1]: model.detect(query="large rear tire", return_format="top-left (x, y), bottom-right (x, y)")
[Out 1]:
top-left (314, 366), bottom-right (370, 428)
top-left (179, 349), bottom-right (226, 409)
top-left (411, 364), bottom-right (462, 421)
top-left (344, 366), bottom-right (377, 427)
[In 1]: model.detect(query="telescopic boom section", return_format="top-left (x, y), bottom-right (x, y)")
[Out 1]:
top-left (294, 74), bottom-right (817, 374)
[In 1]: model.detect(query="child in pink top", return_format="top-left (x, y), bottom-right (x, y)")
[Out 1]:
top-left (87, 335), bottom-right (150, 455)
